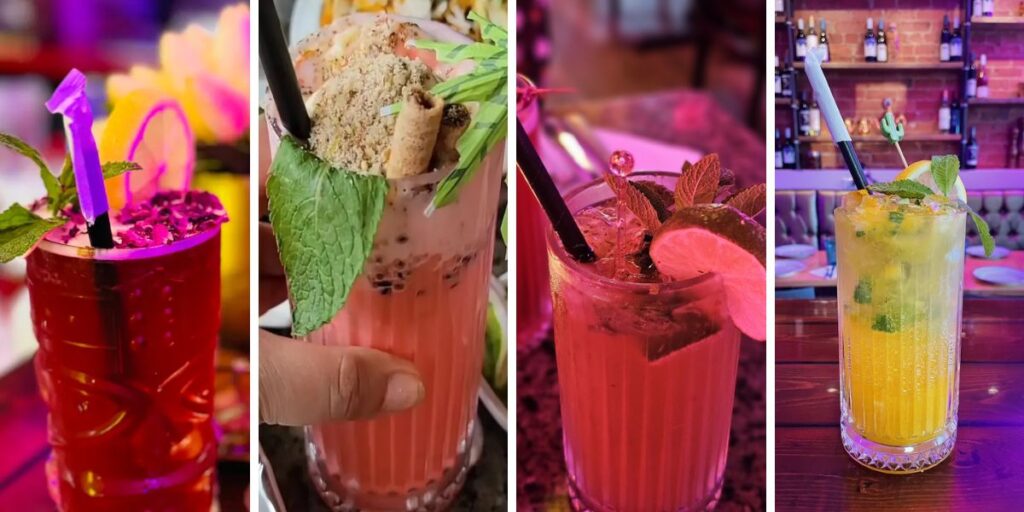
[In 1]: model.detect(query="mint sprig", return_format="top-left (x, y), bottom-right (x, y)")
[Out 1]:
top-left (930, 155), bottom-right (957, 197)
top-left (868, 179), bottom-right (935, 200)
top-left (267, 136), bottom-right (387, 336)
top-left (0, 132), bottom-right (141, 263)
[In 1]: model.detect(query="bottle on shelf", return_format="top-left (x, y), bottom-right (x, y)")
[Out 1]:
top-left (951, 95), bottom-right (962, 135)
top-left (775, 56), bottom-right (783, 97)
top-left (966, 126), bottom-right (980, 169)
top-left (807, 15), bottom-right (819, 53)
top-left (798, 91), bottom-right (812, 136)
top-left (776, 0), bottom-right (784, 14)
top-left (819, 18), bottom-right (830, 62)
top-left (966, 52), bottom-right (978, 99)
top-left (939, 14), bottom-right (951, 62)
top-left (951, 14), bottom-right (963, 61)
top-left (809, 95), bottom-right (821, 137)
top-left (864, 17), bottom-right (878, 62)
top-left (783, 127), bottom-right (797, 168)
top-left (977, 54), bottom-right (990, 98)
top-left (973, 0), bottom-right (983, 17)
top-left (938, 89), bottom-right (951, 134)
top-left (982, 0), bottom-right (995, 17)
top-left (795, 18), bottom-right (807, 61)
top-left (876, 19), bottom-right (889, 63)
top-left (775, 129), bottom-right (784, 168)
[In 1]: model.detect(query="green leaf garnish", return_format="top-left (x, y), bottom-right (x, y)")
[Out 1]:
top-left (968, 209), bottom-right (995, 258)
top-left (267, 136), bottom-right (387, 336)
top-left (416, 11), bottom-right (508, 210)
top-left (854, 279), bottom-right (872, 304)
top-left (0, 204), bottom-right (65, 263)
top-left (868, 180), bottom-right (935, 200)
top-left (872, 313), bottom-right (900, 333)
top-left (930, 155), bottom-right (958, 198)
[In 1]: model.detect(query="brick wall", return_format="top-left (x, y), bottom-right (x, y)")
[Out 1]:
top-left (776, 0), bottom-right (1024, 169)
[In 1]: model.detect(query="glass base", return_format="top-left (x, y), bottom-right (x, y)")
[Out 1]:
top-left (841, 419), bottom-right (956, 474)
top-left (566, 473), bottom-right (722, 512)
top-left (306, 416), bottom-right (483, 511)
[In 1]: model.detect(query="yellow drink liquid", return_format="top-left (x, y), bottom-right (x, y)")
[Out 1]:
top-left (835, 192), bottom-right (965, 473)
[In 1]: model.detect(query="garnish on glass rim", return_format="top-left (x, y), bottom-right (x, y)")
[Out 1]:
top-left (601, 152), bottom-right (767, 341)
top-left (383, 12), bottom-right (508, 211)
top-left (0, 133), bottom-right (139, 263)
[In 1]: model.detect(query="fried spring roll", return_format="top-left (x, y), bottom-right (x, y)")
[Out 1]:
top-left (385, 87), bottom-right (444, 179)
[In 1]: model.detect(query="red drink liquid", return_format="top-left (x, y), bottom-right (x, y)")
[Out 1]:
top-left (548, 173), bottom-right (741, 511)
top-left (25, 196), bottom-right (223, 511)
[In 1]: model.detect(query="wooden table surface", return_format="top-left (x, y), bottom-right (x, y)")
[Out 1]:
top-left (0, 352), bottom-right (251, 511)
top-left (776, 250), bottom-right (1024, 296)
top-left (776, 298), bottom-right (1024, 511)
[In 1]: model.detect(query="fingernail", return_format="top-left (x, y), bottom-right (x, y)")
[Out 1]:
top-left (382, 372), bottom-right (424, 412)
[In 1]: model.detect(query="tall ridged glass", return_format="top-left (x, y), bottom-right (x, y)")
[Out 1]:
top-left (836, 205), bottom-right (966, 473)
top-left (27, 230), bottom-right (221, 510)
top-left (547, 175), bottom-right (741, 511)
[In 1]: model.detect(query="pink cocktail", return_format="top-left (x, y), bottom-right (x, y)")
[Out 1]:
top-left (548, 173), bottom-right (741, 511)
top-left (26, 191), bottom-right (225, 510)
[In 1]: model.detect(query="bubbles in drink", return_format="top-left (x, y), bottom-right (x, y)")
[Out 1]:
top-left (609, 150), bottom-right (635, 177)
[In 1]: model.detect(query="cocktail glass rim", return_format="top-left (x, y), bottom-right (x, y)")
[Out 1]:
top-left (35, 225), bottom-right (221, 262)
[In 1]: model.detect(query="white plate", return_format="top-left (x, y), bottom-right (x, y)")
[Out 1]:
top-left (775, 244), bottom-right (817, 260)
top-left (776, 259), bottom-right (806, 278)
top-left (973, 266), bottom-right (1024, 286)
top-left (479, 377), bottom-right (507, 431)
top-left (966, 245), bottom-right (1011, 260)
top-left (809, 265), bottom-right (838, 279)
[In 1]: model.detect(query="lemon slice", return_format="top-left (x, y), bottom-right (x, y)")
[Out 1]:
top-left (895, 160), bottom-right (967, 202)
top-left (99, 89), bottom-right (195, 209)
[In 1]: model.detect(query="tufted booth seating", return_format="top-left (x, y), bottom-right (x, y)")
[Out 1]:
top-left (775, 189), bottom-right (1024, 250)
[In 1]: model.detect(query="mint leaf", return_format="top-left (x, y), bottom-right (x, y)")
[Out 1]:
top-left (0, 204), bottom-right (64, 263)
top-left (930, 155), bottom-right (959, 198)
top-left (102, 161), bottom-right (142, 179)
top-left (868, 179), bottom-right (935, 200)
top-left (872, 313), bottom-right (900, 333)
top-left (267, 136), bottom-right (387, 336)
top-left (968, 208), bottom-right (995, 258)
top-left (854, 279), bottom-right (872, 304)
top-left (0, 133), bottom-right (59, 204)
top-left (725, 183), bottom-right (766, 218)
top-left (675, 154), bottom-right (721, 207)
top-left (631, 180), bottom-right (674, 222)
top-left (604, 174), bottom-right (662, 231)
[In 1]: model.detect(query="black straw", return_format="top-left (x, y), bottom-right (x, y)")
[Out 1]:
top-left (516, 120), bottom-right (596, 263)
top-left (88, 212), bottom-right (115, 249)
top-left (838, 141), bottom-right (870, 191)
top-left (259, 0), bottom-right (311, 144)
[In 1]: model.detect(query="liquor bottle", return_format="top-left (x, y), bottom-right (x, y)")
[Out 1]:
top-left (864, 18), bottom-right (877, 62)
top-left (977, 54), bottom-right (990, 98)
top-left (951, 14), bottom-right (963, 61)
top-left (807, 15), bottom-right (819, 52)
top-left (939, 14), bottom-right (951, 62)
top-left (974, 0), bottom-right (983, 17)
top-left (966, 53), bottom-right (978, 98)
top-left (809, 95), bottom-right (821, 137)
top-left (781, 58), bottom-right (794, 97)
top-left (783, 127), bottom-right (797, 168)
top-left (966, 127), bottom-right (980, 169)
top-left (876, 19), bottom-right (889, 62)
top-left (776, 0), bottom-right (784, 14)
top-left (819, 18), bottom-right (830, 61)
top-left (775, 129), bottom-right (784, 168)
top-left (983, 0), bottom-right (995, 16)
top-left (775, 56), bottom-right (783, 96)
top-left (951, 96), bottom-right (962, 134)
top-left (938, 89), bottom-right (951, 134)
top-left (795, 18), bottom-right (807, 61)
top-left (798, 92), bottom-right (812, 136)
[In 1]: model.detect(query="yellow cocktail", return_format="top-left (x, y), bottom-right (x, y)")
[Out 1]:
top-left (836, 191), bottom-right (965, 473)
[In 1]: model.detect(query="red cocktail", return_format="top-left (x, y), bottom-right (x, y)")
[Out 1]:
top-left (26, 191), bottom-right (225, 510)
